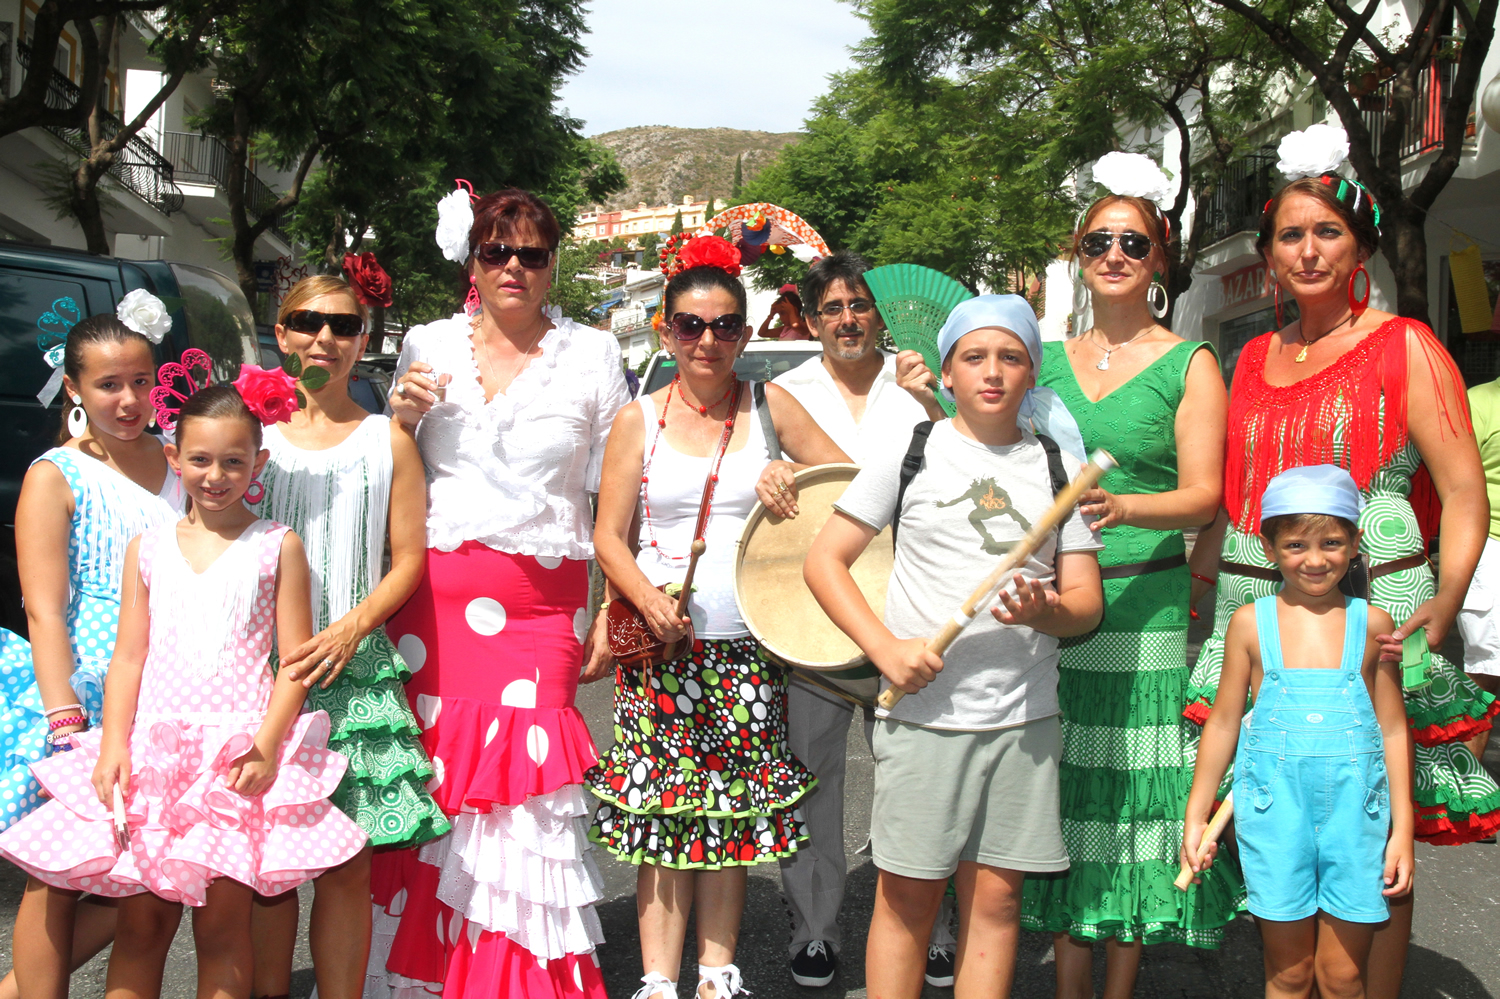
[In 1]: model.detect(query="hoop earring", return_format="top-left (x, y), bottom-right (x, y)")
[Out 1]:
top-left (67, 395), bottom-right (87, 438)
top-left (1146, 274), bottom-right (1169, 319)
top-left (245, 477), bottom-right (265, 504)
top-left (1274, 282), bottom-right (1285, 329)
top-left (1348, 264), bottom-right (1371, 316)
top-left (1072, 268), bottom-right (1090, 318)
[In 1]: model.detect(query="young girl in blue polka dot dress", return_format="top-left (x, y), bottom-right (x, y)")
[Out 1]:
top-left (0, 310), bottom-right (182, 996)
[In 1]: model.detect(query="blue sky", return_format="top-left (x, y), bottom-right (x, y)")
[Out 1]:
top-left (555, 1), bottom-right (867, 135)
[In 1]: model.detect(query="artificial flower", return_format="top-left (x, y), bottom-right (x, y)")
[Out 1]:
top-left (342, 252), bottom-right (393, 308)
top-left (232, 364), bottom-right (300, 424)
top-left (116, 289), bottom-right (173, 343)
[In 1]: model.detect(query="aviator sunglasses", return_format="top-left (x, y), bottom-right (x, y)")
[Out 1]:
top-left (282, 309), bottom-right (365, 338)
top-left (474, 241), bottom-right (553, 269)
top-left (670, 312), bottom-right (747, 342)
top-left (1080, 230), bottom-right (1156, 260)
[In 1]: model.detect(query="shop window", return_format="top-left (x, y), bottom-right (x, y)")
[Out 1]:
top-left (1447, 257), bottom-right (1500, 388)
top-left (1217, 302), bottom-right (1298, 382)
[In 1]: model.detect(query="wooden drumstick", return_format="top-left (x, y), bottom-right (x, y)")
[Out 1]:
top-left (1174, 790), bottom-right (1235, 891)
top-left (644, 539), bottom-right (705, 690)
top-left (876, 450), bottom-right (1118, 712)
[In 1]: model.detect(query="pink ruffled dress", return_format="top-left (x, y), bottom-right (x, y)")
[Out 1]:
top-left (0, 520), bottom-right (367, 904)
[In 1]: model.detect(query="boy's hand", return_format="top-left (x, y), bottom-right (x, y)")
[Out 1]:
top-left (1180, 817), bottom-right (1217, 882)
top-left (874, 636), bottom-right (943, 694)
top-left (992, 574), bottom-right (1059, 627)
top-left (1382, 836), bottom-right (1415, 897)
top-left (226, 744), bottom-right (279, 797)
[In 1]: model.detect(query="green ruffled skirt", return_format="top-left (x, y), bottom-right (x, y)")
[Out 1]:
top-left (299, 628), bottom-right (450, 848)
top-left (1021, 629), bottom-right (1246, 948)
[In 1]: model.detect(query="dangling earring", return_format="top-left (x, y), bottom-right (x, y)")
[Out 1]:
top-left (1072, 267), bottom-right (1090, 319)
top-left (67, 394), bottom-right (87, 438)
top-left (464, 275), bottom-right (482, 318)
top-left (245, 477), bottom-right (265, 504)
top-left (1273, 281), bottom-right (1285, 329)
top-left (1348, 264), bottom-right (1370, 316)
top-left (1146, 272), bottom-right (1169, 319)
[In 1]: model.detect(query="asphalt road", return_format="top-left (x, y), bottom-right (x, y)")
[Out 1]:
top-left (3, 630), bottom-right (1498, 998)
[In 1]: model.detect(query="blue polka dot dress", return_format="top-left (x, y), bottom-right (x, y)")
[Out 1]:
top-left (0, 447), bottom-right (183, 831)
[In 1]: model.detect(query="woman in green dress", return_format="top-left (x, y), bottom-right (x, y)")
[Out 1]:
top-left (249, 275), bottom-right (449, 999)
top-left (1021, 191), bottom-right (1245, 998)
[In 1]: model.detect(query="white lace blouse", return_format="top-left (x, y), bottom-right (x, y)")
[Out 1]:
top-left (395, 312), bottom-right (633, 559)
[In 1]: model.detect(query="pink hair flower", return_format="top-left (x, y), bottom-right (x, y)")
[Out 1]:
top-left (232, 364), bottom-right (301, 424)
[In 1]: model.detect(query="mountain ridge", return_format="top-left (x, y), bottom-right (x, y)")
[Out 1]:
top-left (589, 126), bottom-right (801, 212)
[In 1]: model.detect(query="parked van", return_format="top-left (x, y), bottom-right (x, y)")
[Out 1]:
top-left (0, 243), bottom-right (256, 629)
top-left (638, 338), bottom-right (823, 396)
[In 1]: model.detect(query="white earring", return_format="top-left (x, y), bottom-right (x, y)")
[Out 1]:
top-left (67, 395), bottom-right (87, 438)
top-left (1147, 280), bottom-right (1170, 319)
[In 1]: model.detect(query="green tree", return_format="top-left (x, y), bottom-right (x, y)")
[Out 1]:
top-left (639, 230), bottom-right (661, 260)
top-left (670, 209), bottom-right (684, 236)
top-left (732, 153), bottom-right (744, 198)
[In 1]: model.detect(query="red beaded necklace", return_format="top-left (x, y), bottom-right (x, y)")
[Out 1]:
top-left (640, 375), bottom-right (740, 561)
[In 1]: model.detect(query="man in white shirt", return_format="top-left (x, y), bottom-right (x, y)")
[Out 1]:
top-left (772, 252), bottom-right (946, 988)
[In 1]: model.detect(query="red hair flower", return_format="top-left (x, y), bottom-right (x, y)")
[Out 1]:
top-left (342, 252), bottom-right (393, 308)
top-left (675, 235), bottom-right (742, 278)
top-left (233, 364), bottom-right (301, 424)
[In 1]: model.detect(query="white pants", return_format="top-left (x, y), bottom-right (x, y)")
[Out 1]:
top-left (1459, 537), bottom-right (1500, 676)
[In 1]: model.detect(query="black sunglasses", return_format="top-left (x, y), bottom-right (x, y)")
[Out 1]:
top-left (474, 241), bottom-right (553, 269)
top-left (1080, 230), bottom-right (1155, 260)
top-left (283, 310), bottom-right (365, 338)
top-left (670, 312), bottom-right (747, 342)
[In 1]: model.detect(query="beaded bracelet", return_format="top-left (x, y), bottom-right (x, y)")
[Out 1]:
top-left (48, 714), bottom-right (87, 731)
top-left (43, 703), bottom-right (83, 717)
top-left (47, 730), bottom-right (79, 748)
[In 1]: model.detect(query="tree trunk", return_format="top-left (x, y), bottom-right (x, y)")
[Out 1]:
top-left (70, 156), bottom-right (112, 254)
top-left (1382, 200), bottom-right (1432, 325)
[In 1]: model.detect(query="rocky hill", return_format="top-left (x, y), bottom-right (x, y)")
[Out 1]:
top-left (589, 126), bottom-right (801, 211)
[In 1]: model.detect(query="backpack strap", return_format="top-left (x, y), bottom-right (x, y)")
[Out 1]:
top-left (891, 421), bottom-right (934, 545)
top-left (753, 380), bottom-right (782, 461)
top-left (1034, 432), bottom-right (1068, 497)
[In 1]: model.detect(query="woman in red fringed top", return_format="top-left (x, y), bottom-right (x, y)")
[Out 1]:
top-left (1186, 172), bottom-right (1500, 999)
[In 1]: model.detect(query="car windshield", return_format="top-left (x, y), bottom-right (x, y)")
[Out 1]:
top-left (642, 350), bottom-right (821, 395)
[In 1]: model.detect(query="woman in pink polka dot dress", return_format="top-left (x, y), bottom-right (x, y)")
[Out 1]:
top-left (376, 187), bottom-right (632, 999)
top-left (0, 384), bottom-right (366, 996)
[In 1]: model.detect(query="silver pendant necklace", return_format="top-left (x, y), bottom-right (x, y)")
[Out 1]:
top-left (1090, 325), bottom-right (1155, 371)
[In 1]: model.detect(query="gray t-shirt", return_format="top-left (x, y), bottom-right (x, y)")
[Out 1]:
top-left (835, 421), bottom-right (1102, 731)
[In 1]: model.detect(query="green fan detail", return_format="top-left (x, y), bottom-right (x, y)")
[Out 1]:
top-left (864, 264), bottom-right (971, 418)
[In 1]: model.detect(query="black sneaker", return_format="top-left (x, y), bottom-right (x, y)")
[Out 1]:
top-left (925, 943), bottom-right (955, 988)
top-left (790, 940), bottom-right (837, 987)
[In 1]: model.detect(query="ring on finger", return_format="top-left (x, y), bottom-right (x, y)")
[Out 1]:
top-left (396, 382), bottom-right (408, 397)
top-left (776, 483), bottom-right (787, 494)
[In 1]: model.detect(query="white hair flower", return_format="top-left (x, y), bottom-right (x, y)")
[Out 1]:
top-left (1276, 124), bottom-right (1349, 181)
top-left (1092, 152), bottom-right (1176, 207)
top-left (435, 187), bottom-right (475, 263)
top-left (115, 289), bottom-right (172, 343)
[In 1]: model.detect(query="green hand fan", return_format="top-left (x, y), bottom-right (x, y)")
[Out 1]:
top-left (864, 264), bottom-right (972, 418)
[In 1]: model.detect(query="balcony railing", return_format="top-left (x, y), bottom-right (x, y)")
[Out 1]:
top-left (15, 42), bottom-right (184, 216)
top-left (1360, 58), bottom-right (1465, 162)
top-left (159, 131), bottom-right (292, 243)
top-left (1198, 147), bottom-right (1279, 248)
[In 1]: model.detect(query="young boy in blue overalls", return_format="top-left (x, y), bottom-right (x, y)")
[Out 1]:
top-left (1183, 464), bottom-right (1414, 999)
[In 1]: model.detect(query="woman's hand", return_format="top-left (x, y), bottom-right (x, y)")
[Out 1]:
top-left (992, 575), bottom-right (1060, 627)
top-left (872, 636), bottom-right (943, 694)
top-left (580, 610), bottom-right (614, 683)
top-left (640, 587), bottom-right (691, 644)
top-left (756, 460), bottom-right (800, 519)
top-left (281, 614), bottom-right (367, 689)
top-left (92, 742), bottom-right (131, 807)
top-left (1079, 488), bottom-right (1130, 530)
top-left (389, 362), bottom-right (451, 427)
top-left (226, 744), bottom-right (279, 797)
top-left (1377, 595), bottom-right (1460, 661)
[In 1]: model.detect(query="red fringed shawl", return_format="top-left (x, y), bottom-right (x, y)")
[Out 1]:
top-left (1225, 318), bottom-right (1471, 531)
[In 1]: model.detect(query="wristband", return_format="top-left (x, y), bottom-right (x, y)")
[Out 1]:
top-left (1190, 572), bottom-right (1217, 587)
top-left (47, 730), bottom-right (79, 748)
top-left (43, 703), bottom-right (83, 717)
top-left (48, 715), bottom-right (87, 731)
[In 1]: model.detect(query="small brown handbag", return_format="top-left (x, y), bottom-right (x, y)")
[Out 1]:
top-left (606, 381), bottom-right (742, 676)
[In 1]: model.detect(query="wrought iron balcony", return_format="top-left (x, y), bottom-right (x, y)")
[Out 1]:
top-left (1359, 58), bottom-right (1469, 162)
top-left (15, 41), bottom-right (185, 216)
top-left (159, 130), bottom-right (292, 243)
top-left (1197, 147), bottom-right (1279, 248)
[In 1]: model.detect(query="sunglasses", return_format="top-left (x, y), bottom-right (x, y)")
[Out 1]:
top-left (670, 312), bottom-right (747, 341)
top-left (474, 241), bottom-right (553, 269)
top-left (1080, 230), bottom-right (1156, 260)
top-left (282, 310), bottom-right (365, 338)
top-left (814, 299), bottom-right (875, 319)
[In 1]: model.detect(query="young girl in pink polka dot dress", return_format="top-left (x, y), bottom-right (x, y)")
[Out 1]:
top-left (0, 383), bottom-right (366, 995)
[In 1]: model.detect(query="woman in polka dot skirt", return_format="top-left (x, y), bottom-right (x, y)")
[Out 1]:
top-left (588, 236), bottom-right (847, 999)
top-left (376, 187), bottom-right (632, 999)
top-left (248, 276), bottom-right (448, 999)
top-left (0, 384), bottom-right (365, 998)
top-left (0, 312), bottom-right (184, 999)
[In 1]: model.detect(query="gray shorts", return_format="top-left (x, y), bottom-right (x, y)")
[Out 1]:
top-left (870, 714), bottom-right (1067, 879)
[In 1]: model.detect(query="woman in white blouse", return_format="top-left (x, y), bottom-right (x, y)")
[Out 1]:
top-left (373, 188), bottom-right (631, 999)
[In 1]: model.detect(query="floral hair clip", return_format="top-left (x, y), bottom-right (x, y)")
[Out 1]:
top-left (435, 179), bottom-right (478, 264)
top-left (34, 296), bottom-right (82, 407)
top-left (150, 348), bottom-right (213, 433)
top-left (116, 290), bottom-right (173, 343)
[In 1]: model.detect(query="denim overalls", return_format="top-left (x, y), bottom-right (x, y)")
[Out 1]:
top-left (1234, 595), bottom-right (1392, 923)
